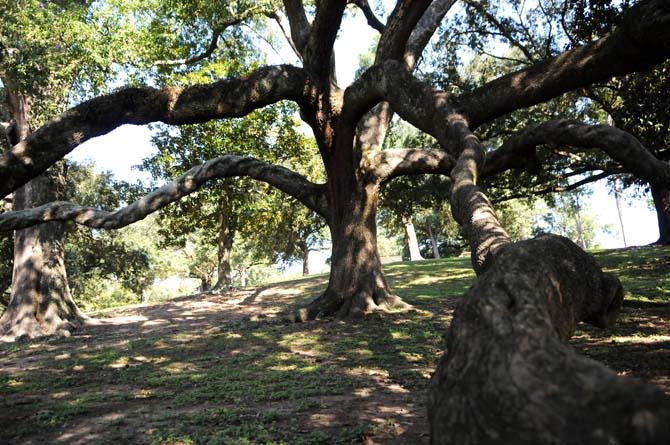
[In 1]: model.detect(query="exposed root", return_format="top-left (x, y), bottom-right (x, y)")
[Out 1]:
top-left (294, 287), bottom-right (413, 322)
top-left (0, 310), bottom-right (87, 343)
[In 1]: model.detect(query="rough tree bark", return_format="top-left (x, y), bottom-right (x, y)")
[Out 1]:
top-left (212, 196), bottom-right (235, 291)
top-left (428, 234), bottom-right (670, 444)
top-left (0, 163), bottom-right (85, 341)
top-left (0, 91), bottom-right (84, 341)
top-left (651, 184), bottom-right (670, 245)
top-left (300, 182), bottom-right (410, 320)
top-left (0, 6), bottom-right (669, 439)
top-left (425, 116), bottom-right (670, 443)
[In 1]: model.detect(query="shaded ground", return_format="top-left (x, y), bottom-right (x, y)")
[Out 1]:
top-left (1, 246), bottom-right (668, 444)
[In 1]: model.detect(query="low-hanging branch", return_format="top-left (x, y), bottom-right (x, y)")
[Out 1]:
top-left (0, 154), bottom-right (328, 232)
top-left (349, 0), bottom-right (385, 33)
top-left (0, 64), bottom-right (306, 199)
top-left (482, 119), bottom-right (670, 187)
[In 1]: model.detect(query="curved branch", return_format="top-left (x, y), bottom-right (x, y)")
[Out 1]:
top-left (0, 155), bottom-right (329, 232)
top-left (370, 148), bottom-right (455, 181)
top-left (429, 234), bottom-right (670, 444)
top-left (349, 0), bottom-right (385, 33)
top-left (0, 65), bottom-right (307, 199)
top-left (483, 120), bottom-right (670, 187)
top-left (448, 118), bottom-right (511, 273)
top-left (460, 0), bottom-right (670, 128)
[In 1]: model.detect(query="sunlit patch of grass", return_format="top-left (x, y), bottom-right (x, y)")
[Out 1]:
top-left (1, 247), bottom-right (668, 443)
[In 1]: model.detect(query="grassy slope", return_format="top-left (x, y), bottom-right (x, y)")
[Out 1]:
top-left (0, 246), bottom-right (668, 444)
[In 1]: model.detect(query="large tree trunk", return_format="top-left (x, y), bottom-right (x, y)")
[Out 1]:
top-left (0, 163), bottom-right (85, 341)
top-left (0, 92), bottom-right (84, 342)
top-left (299, 182), bottom-right (409, 320)
top-left (403, 216), bottom-right (425, 261)
top-left (651, 183), bottom-right (670, 245)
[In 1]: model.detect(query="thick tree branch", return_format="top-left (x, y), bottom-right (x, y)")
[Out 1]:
top-left (303, 0), bottom-right (347, 79)
top-left (375, 0), bottom-right (433, 63)
top-left (0, 154), bottom-right (328, 232)
top-left (405, 0), bottom-right (456, 69)
top-left (349, 0), bottom-right (384, 33)
top-left (460, 0), bottom-right (670, 128)
top-left (0, 65), bottom-right (307, 199)
top-left (281, 0), bottom-right (311, 53)
top-left (483, 119), bottom-right (670, 187)
top-left (351, 1), bottom-right (455, 153)
top-left (370, 148), bottom-right (455, 181)
top-left (429, 234), bottom-right (670, 444)
top-left (447, 117), bottom-right (511, 273)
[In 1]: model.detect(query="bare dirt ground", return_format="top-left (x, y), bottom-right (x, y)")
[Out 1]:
top-left (1, 250), bottom-right (668, 444)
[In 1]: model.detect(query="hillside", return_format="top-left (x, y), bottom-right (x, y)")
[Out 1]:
top-left (1, 247), bottom-right (668, 444)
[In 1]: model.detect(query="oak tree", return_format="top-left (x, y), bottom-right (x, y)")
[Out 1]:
top-left (1, 1), bottom-right (670, 441)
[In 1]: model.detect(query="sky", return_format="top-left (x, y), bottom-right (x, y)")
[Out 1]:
top-left (66, 4), bottom-right (661, 270)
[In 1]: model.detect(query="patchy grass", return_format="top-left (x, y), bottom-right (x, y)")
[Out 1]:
top-left (0, 247), bottom-right (668, 444)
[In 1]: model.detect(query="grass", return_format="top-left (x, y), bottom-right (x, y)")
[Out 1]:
top-left (0, 247), bottom-right (668, 444)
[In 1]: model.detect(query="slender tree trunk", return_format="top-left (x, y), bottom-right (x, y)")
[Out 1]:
top-left (614, 181), bottom-right (628, 247)
top-left (212, 202), bottom-right (234, 291)
top-left (427, 224), bottom-right (441, 259)
top-left (199, 274), bottom-right (211, 292)
top-left (239, 268), bottom-right (248, 288)
top-left (300, 181), bottom-right (410, 320)
top-left (651, 183), bottom-right (670, 245)
top-left (403, 216), bottom-right (425, 261)
top-left (0, 92), bottom-right (84, 341)
top-left (574, 210), bottom-right (586, 250)
top-left (301, 244), bottom-right (310, 276)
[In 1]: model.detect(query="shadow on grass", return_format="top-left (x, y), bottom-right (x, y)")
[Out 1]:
top-left (1, 249), bottom-right (668, 443)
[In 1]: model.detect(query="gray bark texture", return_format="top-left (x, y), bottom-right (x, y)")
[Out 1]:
top-left (0, 162), bottom-right (85, 341)
top-left (428, 234), bottom-right (670, 444)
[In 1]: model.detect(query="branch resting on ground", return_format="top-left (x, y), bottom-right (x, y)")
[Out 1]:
top-left (0, 155), bottom-right (328, 232)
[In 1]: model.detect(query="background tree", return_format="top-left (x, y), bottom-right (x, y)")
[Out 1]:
top-left (0, 0), bottom-right (145, 339)
top-left (144, 102), bottom-right (315, 290)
